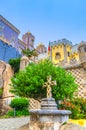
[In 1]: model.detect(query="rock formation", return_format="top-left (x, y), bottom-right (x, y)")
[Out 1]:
top-left (0, 60), bottom-right (14, 115)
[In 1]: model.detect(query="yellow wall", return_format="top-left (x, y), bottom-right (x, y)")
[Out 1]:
top-left (51, 44), bottom-right (71, 64)
top-left (49, 43), bottom-right (79, 64)
top-left (70, 52), bottom-right (79, 61)
top-left (51, 44), bottom-right (64, 64)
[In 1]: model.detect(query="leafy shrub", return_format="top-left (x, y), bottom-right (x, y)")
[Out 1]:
top-left (10, 98), bottom-right (29, 110)
top-left (6, 109), bottom-right (29, 117)
top-left (6, 110), bottom-right (14, 117)
top-left (15, 109), bottom-right (29, 116)
top-left (9, 58), bottom-right (20, 73)
top-left (58, 97), bottom-right (86, 119)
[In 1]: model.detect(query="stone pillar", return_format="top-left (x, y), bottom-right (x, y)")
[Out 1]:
top-left (20, 56), bottom-right (29, 70)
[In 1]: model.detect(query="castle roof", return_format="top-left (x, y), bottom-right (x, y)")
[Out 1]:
top-left (0, 15), bottom-right (20, 34)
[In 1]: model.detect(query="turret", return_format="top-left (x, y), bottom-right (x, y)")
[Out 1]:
top-left (22, 32), bottom-right (35, 50)
top-left (78, 41), bottom-right (86, 68)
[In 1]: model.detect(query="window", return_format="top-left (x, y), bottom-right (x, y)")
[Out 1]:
top-left (55, 52), bottom-right (61, 60)
top-left (84, 47), bottom-right (86, 52)
top-left (68, 52), bottom-right (70, 57)
top-left (11, 39), bottom-right (14, 47)
top-left (10, 37), bottom-right (15, 47)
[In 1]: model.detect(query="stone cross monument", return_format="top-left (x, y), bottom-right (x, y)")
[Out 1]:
top-left (43, 76), bottom-right (57, 98)
top-left (29, 75), bottom-right (71, 130)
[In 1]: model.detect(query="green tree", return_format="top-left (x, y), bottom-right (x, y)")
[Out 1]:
top-left (10, 59), bottom-right (78, 101)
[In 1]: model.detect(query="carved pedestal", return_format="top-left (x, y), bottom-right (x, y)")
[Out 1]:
top-left (29, 98), bottom-right (71, 130)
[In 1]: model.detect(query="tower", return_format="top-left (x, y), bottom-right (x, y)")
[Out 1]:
top-left (78, 41), bottom-right (86, 65)
top-left (50, 39), bottom-right (72, 65)
top-left (22, 32), bottom-right (35, 50)
top-left (36, 43), bottom-right (47, 54)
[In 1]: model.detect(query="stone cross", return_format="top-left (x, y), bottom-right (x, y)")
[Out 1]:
top-left (43, 76), bottom-right (57, 98)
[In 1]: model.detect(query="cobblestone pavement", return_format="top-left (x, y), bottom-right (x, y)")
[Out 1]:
top-left (0, 117), bottom-right (30, 130)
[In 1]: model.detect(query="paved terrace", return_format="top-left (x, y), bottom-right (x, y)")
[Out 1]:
top-left (0, 117), bottom-right (30, 130)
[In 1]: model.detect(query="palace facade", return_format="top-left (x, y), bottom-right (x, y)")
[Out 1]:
top-left (0, 15), bottom-right (35, 62)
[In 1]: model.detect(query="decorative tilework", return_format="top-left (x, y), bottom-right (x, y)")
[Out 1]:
top-left (67, 68), bottom-right (85, 98)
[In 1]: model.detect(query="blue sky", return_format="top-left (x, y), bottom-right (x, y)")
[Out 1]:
top-left (0, 0), bottom-right (86, 47)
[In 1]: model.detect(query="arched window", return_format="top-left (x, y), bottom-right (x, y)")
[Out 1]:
top-left (55, 52), bottom-right (61, 60)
